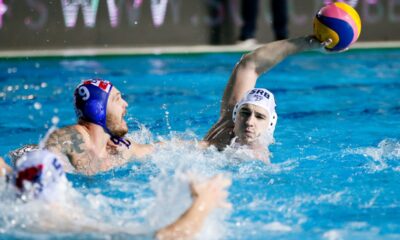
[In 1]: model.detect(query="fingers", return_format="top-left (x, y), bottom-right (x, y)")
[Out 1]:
top-left (188, 173), bottom-right (232, 202)
top-left (322, 38), bottom-right (333, 47)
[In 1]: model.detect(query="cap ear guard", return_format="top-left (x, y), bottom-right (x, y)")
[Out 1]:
top-left (268, 112), bottom-right (278, 134)
top-left (74, 79), bottom-right (112, 129)
top-left (81, 100), bottom-right (107, 125)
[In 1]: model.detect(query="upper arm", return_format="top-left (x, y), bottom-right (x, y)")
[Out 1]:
top-left (45, 127), bottom-right (89, 173)
top-left (219, 37), bottom-right (315, 118)
top-left (220, 56), bottom-right (260, 117)
top-left (45, 129), bottom-right (77, 162)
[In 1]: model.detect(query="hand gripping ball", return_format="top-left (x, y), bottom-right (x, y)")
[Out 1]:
top-left (313, 2), bottom-right (361, 51)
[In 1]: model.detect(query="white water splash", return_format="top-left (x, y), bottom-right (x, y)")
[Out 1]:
top-left (345, 139), bottom-right (400, 172)
top-left (262, 221), bottom-right (293, 232)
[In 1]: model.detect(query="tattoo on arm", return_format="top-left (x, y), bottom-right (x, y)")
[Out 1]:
top-left (46, 127), bottom-right (84, 155)
top-left (45, 127), bottom-right (95, 173)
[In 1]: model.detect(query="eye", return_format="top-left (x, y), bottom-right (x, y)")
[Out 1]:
top-left (240, 110), bottom-right (251, 117)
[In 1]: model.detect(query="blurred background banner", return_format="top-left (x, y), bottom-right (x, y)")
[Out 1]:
top-left (0, 0), bottom-right (399, 50)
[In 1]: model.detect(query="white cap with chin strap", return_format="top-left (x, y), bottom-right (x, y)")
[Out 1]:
top-left (232, 88), bottom-right (278, 136)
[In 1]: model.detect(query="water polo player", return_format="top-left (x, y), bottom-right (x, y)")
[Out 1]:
top-left (45, 79), bottom-right (154, 175)
top-left (1, 150), bottom-right (231, 239)
top-left (202, 35), bottom-right (330, 162)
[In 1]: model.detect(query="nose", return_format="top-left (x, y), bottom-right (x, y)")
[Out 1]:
top-left (245, 113), bottom-right (255, 127)
top-left (122, 98), bottom-right (128, 108)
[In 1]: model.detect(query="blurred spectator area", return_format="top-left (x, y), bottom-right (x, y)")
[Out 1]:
top-left (0, 0), bottom-right (399, 50)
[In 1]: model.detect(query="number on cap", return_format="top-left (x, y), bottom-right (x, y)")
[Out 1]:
top-left (78, 86), bottom-right (90, 101)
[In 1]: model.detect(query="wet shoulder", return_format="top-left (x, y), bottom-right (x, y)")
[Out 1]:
top-left (45, 126), bottom-right (86, 155)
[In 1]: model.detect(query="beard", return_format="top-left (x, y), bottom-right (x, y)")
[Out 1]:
top-left (106, 112), bottom-right (128, 137)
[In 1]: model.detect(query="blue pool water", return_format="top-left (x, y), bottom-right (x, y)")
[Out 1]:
top-left (0, 49), bottom-right (400, 239)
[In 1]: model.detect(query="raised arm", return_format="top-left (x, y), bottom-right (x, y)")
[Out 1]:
top-left (203, 36), bottom-right (327, 147)
top-left (155, 174), bottom-right (231, 240)
top-left (220, 35), bottom-right (325, 118)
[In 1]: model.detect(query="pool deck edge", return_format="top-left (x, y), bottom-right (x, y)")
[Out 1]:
top-left (0, 41), bottom-right (399, 58)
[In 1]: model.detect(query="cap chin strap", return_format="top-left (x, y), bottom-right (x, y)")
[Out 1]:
top-left (82, 117), bottom-right (132, 149)
top-left (103, 126), bottom-right (131, 149)
top-left (110, 136), bottom-right (131, 148)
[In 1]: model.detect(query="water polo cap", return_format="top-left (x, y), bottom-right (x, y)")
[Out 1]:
top-left (232, 88), bottom-right (278, 135)
top-left (14, 150), bottom-right (66, 201)
top-left (74, 79), bottom-right (130, 148)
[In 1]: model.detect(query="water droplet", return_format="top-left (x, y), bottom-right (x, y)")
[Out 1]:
top-left (7, 68), bottom-right (17, 74)
top-left (34, 102), bottom-right (42, 110)
top-left (40, 82), bottom-right (47, 88)
top-left (51, 116), bottom-right (59, 125)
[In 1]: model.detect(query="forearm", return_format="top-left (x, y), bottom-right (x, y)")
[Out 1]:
top-left (155, 198), bottom-right (211, 240)
top-left (220, 35), bottom-right (320, 113)
top-left (245, 35), bottom-right (318, 75)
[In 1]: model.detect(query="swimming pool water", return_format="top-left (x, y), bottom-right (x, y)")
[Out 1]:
top-left (1, 49), bottom-right (400, 239)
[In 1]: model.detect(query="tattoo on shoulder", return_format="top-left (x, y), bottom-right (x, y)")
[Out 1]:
top-left (45, 126), bottom-right (86, 155)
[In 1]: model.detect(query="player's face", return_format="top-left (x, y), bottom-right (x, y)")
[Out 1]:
top-left (106, 88), bottom-right (128, 137)
top-left (233, 104), bottom-right (270, 145)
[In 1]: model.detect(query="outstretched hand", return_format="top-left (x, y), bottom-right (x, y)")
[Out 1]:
top-left (308, 35), bottom-right (333, 50)
top-left (190, 174), bottom-right (232, 211)
top-left (155, 174), bottom-right (231, 240)
top-left (309, 36), bottom-right (350, 53)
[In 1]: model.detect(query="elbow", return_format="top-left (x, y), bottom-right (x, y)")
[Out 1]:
top-left (238, 52), bottom-right (271, 75)
top-left (237, 53), bottom-right (258, 72)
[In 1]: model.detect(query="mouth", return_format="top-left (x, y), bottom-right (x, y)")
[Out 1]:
top-left (244, 129), bottom-right (255, 138)
top-left (245, 128), bottom-right (254, 134)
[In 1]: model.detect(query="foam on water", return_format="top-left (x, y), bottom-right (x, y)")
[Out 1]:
top-left (345, 138), bottom-right (400, 172)
top-left (1, 127), bottom-right (239, 239)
